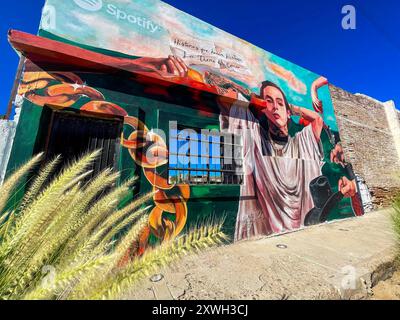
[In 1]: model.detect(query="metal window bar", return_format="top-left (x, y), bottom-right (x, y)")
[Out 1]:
top-left (172, 137), bottom-right (243, 148)
top-left (169, 128), bottom-right (244, 186)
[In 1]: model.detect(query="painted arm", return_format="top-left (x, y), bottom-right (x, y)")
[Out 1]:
top-left (289, 76), bottom-right (328, 140)
top-left (332, 145), bottom-right (358, 200)
top-left (311, 76), bottom-right (329, 113)
top-left (291, 105), bottom-right (324, 141)
top-left (116, 55), bottom-right (189, 78)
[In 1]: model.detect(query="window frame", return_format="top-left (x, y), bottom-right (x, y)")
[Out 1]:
top-left (167, 122), bottom-right (244, 186)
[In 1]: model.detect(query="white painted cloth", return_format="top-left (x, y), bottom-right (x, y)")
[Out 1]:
top-left (221, 104), bottom-right (325, 241)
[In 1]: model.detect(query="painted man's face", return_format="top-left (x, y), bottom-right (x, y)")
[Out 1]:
top-left (261, 86), bottom-right (290, 129)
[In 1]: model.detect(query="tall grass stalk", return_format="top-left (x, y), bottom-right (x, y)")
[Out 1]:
top-left (0, 152), bottom-right (226, 300)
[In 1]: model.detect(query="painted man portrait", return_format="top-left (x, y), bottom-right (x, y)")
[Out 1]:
top-left (222, 79), bottom-right (359, 240)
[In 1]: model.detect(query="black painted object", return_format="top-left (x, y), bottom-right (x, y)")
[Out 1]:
top-left (304, 176), bottom-right (344, 226)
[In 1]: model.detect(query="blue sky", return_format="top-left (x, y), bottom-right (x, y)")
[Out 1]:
top-left (1, 0), bottom-right (399, 116)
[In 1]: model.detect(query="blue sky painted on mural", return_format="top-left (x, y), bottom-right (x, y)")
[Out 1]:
top-left (1, 0), bottom-right (399, 120)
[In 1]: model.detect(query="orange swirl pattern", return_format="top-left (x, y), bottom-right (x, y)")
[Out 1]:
top-left (18, 69), bottom-right (191, 255)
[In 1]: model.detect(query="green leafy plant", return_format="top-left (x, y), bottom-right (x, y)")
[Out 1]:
top-left (0, 151), bottom-right (227, 300)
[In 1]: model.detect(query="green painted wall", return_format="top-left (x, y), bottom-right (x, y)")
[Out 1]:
top-left (6, 72), bottom-right (240, 239)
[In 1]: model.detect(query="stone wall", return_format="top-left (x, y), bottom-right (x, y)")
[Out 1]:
top-left (330, 85), bottom-right (400, 208)
top-left (0, 119), bottom-right (17, 185)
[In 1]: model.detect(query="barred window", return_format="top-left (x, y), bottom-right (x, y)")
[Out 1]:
top-left (169, 125), bottom-right (244, 185)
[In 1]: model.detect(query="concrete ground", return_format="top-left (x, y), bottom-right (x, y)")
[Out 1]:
top-left (126, 209), bottom-right (398, 300)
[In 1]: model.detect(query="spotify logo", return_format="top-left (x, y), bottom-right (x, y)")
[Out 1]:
top-left (71, 0), bottom-right (161, 33)
top-left (73, 0), bottom-right (103, 12)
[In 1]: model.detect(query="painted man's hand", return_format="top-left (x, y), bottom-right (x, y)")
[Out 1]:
top-left (134, 55), bottom-right (188, 77)
top-left (330, 144), bottom-right (345, 167)
top-left (339, 177), bottom-right (357, 198)
top-left (312, 95), bottom-right (323, 114)
top-left (160, 55), bottom-right (188, 77)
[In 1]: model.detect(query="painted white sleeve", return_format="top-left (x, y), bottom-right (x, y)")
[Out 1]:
top-left (295, 125), bottom-right (324, 162)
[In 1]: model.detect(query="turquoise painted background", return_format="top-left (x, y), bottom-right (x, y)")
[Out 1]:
top-left (40, 0), bottom-right (338, 131)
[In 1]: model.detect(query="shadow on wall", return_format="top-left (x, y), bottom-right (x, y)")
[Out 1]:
top-left (0, 112), bottom-right (19, 184)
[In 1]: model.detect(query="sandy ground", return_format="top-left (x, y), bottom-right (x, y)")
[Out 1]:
top-left (371, 270), bottom-right (400, 300)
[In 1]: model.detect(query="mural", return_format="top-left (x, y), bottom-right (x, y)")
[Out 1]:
top-left (39, 0), bottom-right (338, 131)
top-left (219, 80), bottom-right (362, 241)
top-left (17, 62), bottom-right (192, 255)
top-left (7, 0), bottom-right (366, 254)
